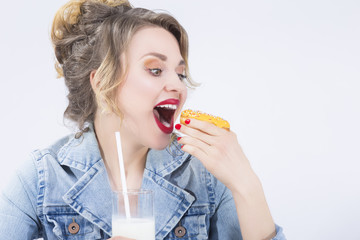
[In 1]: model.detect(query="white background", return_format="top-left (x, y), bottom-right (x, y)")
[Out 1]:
top-left (0, 0), bottom-right (359, 239)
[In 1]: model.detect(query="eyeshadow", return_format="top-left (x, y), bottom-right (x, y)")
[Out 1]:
top-left (143, 58), bottom-right (162, 69)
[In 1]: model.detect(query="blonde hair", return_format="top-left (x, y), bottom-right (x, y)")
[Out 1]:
top-left (51, 0), bottom-right (196, 129)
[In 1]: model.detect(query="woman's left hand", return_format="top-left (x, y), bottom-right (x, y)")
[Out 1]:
top-left (176, 118), bottom-right (256, 192)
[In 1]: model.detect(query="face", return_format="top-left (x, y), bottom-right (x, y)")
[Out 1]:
top-left (117, 27), bottom-right (188, 150)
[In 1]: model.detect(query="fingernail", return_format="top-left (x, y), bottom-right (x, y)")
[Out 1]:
top-left (175, 124), bottom-right (181, 130)
top-left (181, 145), bottom-right (184, 149)
top-left (177, 137), bottom-right (181, 141)
top-left (185, 119), bottom-right (191, 124)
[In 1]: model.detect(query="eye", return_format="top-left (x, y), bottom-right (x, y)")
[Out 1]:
top-left (178, 73), bottom-right (187, 82)
top-left (149, 68), bottom-right (162, 76)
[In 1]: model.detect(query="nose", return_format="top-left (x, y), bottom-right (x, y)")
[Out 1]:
top-left (164, 72), bottom-right (186, 92)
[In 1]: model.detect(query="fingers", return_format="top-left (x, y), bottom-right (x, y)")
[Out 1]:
top-left (177, 118), bottom-right (227, 163)
top-left (177, 124), bottom-right (214, 146)
top-left (178, 134), bottom-right (209, 156)
top-left (181, 142), bottom-right (209, 162)
top-left (177, 117), bottom-right (239, 161)
top-left (177, 118), bottom-right (227, 146)
top-left (183, 118), bottom-right (226, 136)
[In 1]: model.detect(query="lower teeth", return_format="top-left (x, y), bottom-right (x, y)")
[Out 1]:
top-left (161, 119), bottom-right (170, 128)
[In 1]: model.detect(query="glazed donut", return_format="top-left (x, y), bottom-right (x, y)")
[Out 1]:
top-left (180, 109), bottom-right (230, 130)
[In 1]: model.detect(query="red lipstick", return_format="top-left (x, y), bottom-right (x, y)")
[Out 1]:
top-left (153, 98), bottom-right (179, 134)
top-left (154, 98), bottom-right (180, 107)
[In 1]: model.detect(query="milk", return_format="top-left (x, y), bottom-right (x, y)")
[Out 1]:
top-left (112, 217), bottom-right (155, 240)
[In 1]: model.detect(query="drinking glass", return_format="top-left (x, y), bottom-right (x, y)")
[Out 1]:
top-left (112, 189), bottom-right (155, 240)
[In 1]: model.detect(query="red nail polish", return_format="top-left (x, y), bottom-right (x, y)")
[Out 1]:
top-left (175, 124), bottom-right (181, 130)
top-left (185, 119), bottom-right (191, 124)
top-left (177, 137), bottom-right (181, 141)
top-left (181, 145), bottom-right (184, 149)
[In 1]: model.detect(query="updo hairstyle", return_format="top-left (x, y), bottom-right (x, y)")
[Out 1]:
top-left (51, 0), bottom-right (195, 130)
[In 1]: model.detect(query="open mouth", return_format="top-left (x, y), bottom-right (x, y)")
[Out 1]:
top-left (153, 99), bottom-right (179, 134)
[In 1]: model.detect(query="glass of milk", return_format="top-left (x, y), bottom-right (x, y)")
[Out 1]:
top-left (112, 189), bottom-right (155, 240)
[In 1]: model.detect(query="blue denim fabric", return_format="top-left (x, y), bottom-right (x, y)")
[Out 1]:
top-left (0, 125), bottom-right (286, 239)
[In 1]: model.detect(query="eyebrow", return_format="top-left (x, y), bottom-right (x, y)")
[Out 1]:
top-left (142, 52), bottom-right (185, 66)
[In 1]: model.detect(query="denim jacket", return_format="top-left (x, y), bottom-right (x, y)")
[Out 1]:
top-left (0, 125), bottom-right (286, 239)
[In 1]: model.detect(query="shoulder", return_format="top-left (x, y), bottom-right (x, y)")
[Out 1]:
top-left (8, 134), bottom-right (74, 193)
top-left (12, 134), bottom-right (72, 177)
top-left (29, 125), bottom-right (102, 173)
top-left (0, 133), bottom-right (72, 222)
top-left (31, 134), bottom-right (73, 163)
top-left (6, 132), bottom-right (79, 201)
top-left (18, 134), bottom-right (74, 184)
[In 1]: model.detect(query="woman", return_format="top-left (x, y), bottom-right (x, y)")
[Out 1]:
top-left (0, 0), bottom-right (286, 239)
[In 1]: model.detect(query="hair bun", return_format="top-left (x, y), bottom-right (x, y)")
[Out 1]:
top-left (51, 0), bottom-right (131, 76)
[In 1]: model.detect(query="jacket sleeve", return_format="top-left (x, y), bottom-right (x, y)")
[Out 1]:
top-left (209, 177), bottom-right (287, 240)
top-left (209, 183), bottom-right (243, 239)
top-left (0, 156), bottom-right (41, 239)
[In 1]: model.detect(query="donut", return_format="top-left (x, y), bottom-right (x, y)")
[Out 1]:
top-left (180, 109), bottom-right (230, 130)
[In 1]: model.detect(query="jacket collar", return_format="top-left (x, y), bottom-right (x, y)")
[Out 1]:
top-left (57, 124), bottom-right (190, 176)
top-left (145, 136), bottom-right (190, 177)
top-left (59, 124), bottom-right (194, 237)
top-left (57, 124), bottom-right (102, 172)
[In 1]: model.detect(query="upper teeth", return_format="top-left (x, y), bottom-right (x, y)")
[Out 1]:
top-left (157, 104), bottom-right (177, 110)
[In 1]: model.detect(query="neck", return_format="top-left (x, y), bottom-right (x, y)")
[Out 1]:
top-left (94, 111), bottom-right (148, 191)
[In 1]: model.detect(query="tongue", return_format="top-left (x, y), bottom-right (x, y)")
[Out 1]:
top-left (153, 108), bottom-right (173, 129)
top-left (160, 115), bottom-right (171, 127)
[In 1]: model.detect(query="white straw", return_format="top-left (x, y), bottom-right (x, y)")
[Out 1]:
top-left (115, 131), bottom-right (131, 219)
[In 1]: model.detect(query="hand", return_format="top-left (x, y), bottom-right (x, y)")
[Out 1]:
top-left (177, 118), bottom-right (257, 193)
top-left (177, 118), bottom-right (278, 239)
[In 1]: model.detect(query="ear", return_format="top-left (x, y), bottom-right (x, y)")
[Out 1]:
top-left (89, 70), bottom-right (98, 91)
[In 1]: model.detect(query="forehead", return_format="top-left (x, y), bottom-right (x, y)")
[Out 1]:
top-left (126, 27), bottom-right (182, 61)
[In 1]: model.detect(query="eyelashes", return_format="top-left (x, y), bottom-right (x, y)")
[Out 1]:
top-left (143, 57), bottom-right (187, 82)
top-left (177, 73), bottom-right (187, 82)
top-left (147, 68), bottom-right (187, 81)
top-left (148, 68), bottom-right (162, 76)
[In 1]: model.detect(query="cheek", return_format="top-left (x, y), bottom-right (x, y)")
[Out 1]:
top-left (130, 74), bottom-right (160, 99)
top-left (174, 87), bottom-right (188, 119)
top-left (119, 76), bottom-right (158, 108)
top-left (180, 87), bottom-right (188, 106)
top-left (182, 87), bottom-right (188, 100)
